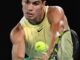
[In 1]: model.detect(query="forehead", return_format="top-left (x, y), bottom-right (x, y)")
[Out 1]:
top-left (26, 0), bottom-right (41, 2)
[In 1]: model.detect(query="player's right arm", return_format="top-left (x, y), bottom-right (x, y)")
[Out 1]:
top-left (10, 23), bottom-right (25, 60)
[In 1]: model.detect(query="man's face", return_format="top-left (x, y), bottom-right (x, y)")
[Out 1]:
top-left (22, 0), bottom-right (45, 21)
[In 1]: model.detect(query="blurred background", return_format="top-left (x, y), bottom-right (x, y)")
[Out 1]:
top-left (0, 0), bottom-right (80, 60)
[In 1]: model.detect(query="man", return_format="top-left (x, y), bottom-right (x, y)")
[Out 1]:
top-left (10, 0), bottom-right (73, 60)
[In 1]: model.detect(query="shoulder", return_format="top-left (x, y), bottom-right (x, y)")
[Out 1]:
top-left (10, 23), bottom-right (23, 34)
top-left (48, 6), bottom-right (64, 14)
top-left (10, 23), bottom-right (25, 44)
top-left (47, 6), bottom-right (65, 23)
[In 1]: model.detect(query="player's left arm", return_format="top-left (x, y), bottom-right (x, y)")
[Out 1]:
top-left (47, 6), bottom-right (73, 60)
top-left (47, 6), bottom-right (69, 37)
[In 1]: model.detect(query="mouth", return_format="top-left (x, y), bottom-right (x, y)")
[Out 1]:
top-left (26, 12), bottom-right (33, 17)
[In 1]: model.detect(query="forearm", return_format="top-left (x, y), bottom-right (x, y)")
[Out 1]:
top-left (12, 44), bottom-right (25, 60)
top-left (12, 56), bottom-right (24, 60)
top-left (12, 50), bottom-right (24, 60)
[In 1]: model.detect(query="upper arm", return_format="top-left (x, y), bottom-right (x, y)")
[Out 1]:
top-left (10, 23), bottom-right (24, 44)
top-left (48, 6), bottom-right (64, 23)
top-left (47, 6), bottom-right (69, 35)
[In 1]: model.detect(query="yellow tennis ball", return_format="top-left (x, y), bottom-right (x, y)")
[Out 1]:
top-left (35, 41), bottom-right (48, 52)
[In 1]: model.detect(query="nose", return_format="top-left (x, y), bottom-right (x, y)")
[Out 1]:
top-left (27, 3), bottom-right (33, 11)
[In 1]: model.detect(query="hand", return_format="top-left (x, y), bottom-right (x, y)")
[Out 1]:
top-left (42, 53), bottom-right (48, 60)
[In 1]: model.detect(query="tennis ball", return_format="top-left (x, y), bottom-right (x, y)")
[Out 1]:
top-left (35, 41), bottom-right (48, 52)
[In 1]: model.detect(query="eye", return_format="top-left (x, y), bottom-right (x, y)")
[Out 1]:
top-left (33, 1), bottom-right (40, 5)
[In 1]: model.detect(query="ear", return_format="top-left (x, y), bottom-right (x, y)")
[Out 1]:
top-left (21, 0), bottom-right (24, 6)
top-left (21, 1), bottom-right (23, 5)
